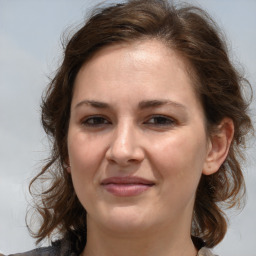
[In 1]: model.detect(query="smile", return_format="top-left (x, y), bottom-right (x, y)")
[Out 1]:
top-left (101, 176), bottom-right (155, 197)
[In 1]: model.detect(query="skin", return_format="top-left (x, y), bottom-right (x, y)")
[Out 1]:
top-left (67, 40), bottom-right (234, 256)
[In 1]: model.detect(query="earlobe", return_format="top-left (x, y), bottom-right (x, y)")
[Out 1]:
top-left (64, 158), bottom-right (71, 173)
top-left (203, 118), bottom-right (234, 175)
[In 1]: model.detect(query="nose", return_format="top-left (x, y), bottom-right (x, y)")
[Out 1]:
top-left (105, 121), bottom-right (144, 166)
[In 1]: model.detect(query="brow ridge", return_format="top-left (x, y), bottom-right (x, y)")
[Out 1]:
top-left (75, 100), bottom-right (110, 109)
top-left (138, 99), bottom-right (186, 110)
top-left (75, 99), bottom-right (186, 111)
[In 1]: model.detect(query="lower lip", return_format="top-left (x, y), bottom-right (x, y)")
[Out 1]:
top-left (102, 184), bottom-right (152, 197)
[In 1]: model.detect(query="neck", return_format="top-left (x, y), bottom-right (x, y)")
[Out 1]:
top-left (82, 217), bottom-right (197, 256)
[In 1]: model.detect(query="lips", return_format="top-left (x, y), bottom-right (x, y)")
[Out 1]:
top-left (101, 176), bottom-right (155, 197)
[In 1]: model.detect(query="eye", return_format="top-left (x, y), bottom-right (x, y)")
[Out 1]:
top-left (81, 116), bottom-right (111, 127)
top-left (145, 115), bottom-right (176, 126)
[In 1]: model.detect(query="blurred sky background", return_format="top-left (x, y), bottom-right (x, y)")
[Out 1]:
top-left (0, 0), bottom-right (255, 255)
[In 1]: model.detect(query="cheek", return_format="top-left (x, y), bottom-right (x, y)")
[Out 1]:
top-left (149, 131), bottom-right (207, 186)
top-left (68, 132), bottom-right (105, 170)
top-left (67, 132), bottom-right (107, 189)
top-left (144, 132), bottom-right (207, 217)
top-left (67, 132), bottom-right (107, 208)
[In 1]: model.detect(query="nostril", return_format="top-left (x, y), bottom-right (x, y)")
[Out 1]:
top-left (128, 158), bottom-right (139, 163)
top-left (105, 128), bottom-right (145, 165)
top-left (106, 149), bottom-right (144, 167)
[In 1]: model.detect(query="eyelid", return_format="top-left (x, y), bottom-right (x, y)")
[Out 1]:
top-left (79, 114), bottom-right (178, 129)
top-left (81, 115), bottom-right (111, 127)
top-left (144, 114), bottom-right (177, 126)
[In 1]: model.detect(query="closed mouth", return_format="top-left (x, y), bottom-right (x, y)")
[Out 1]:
top-left (101, 176), bottom-right (155, 197)
top-left (101, 176), bottom-right (155, 186)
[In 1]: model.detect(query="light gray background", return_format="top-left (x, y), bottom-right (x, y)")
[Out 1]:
top-left (0, 0), bottom-right (255, 255)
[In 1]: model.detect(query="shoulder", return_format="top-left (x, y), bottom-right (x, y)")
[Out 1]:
top-left (6, 245), bottom-right (59, 256)
top-left (192, 237), bottom-right (218, 256)
top-left (198, 247), bottom-right (219, 256)
top-left (5, 239), bottom-right (77, 256)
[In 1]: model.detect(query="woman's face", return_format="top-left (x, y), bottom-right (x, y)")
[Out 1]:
top-left (67, 40), bottom-right (212, 235)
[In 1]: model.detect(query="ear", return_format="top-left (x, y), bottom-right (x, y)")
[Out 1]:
top-left (203, 118), bottom-right (234, 175)
top-left (64, 158), bottom-right (71, 173)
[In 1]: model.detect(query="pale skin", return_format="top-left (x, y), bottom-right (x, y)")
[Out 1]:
top-left (67, 40), bottom-right (234, 256)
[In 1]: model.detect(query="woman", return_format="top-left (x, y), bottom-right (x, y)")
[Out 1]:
top-left (7, 0), bottom-right (253, 255)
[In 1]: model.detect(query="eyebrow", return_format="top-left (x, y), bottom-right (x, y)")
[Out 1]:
top-left (138, 100), bottom-right (187, 110)
top-left (75, 99), bottom-right (187, 111)
top-left (75, 100), bottom-right (110, 109)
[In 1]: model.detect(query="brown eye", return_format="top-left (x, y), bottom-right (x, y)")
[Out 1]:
top-left (82, 116), bottom-right (111, 127)
top-left (145, 115), bottom-right (175, 126)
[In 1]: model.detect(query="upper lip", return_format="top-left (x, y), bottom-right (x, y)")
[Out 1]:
top-left (101, 176), bottom-right (155, 185)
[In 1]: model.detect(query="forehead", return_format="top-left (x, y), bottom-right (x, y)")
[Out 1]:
top-left (72, 40), bottom-right (200, 109)
top-left (82, 40), bottom-right (190, 73)
top-left (76, 40), bottom-right (194, 83)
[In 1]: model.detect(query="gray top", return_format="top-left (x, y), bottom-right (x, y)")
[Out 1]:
top-left (3, 239), bottom-right (217, 256)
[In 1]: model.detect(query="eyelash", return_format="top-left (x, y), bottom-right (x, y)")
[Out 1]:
top-left (144, 115), bottom-right (176, 126)
top-left (81, 116), bottom-right (111, 127)
top-left (81, 115), bottom-right (176, 128)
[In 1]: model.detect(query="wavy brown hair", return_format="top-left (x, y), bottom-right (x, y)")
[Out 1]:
top-left (27, 0), bottom-right (253, 253)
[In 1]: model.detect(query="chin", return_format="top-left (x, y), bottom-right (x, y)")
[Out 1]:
top-left (96, 205), bottom-right (154, 233)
